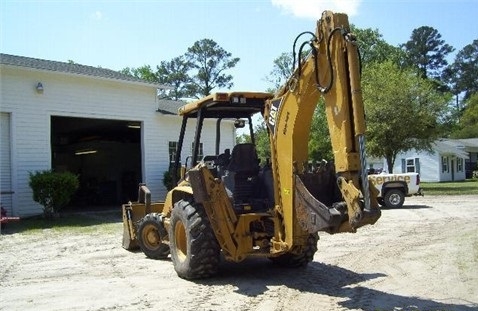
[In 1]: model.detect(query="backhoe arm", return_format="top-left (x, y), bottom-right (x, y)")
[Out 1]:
top-left (264, 11), bottom-right (380, 250)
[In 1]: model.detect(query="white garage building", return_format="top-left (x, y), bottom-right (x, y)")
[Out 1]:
top-left (0, 54), bottom-right (236, 217)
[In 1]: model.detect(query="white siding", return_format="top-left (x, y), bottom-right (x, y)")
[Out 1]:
top-left (394, 149), bottom-right (441, 182)
top-left (419, 152), bottom-right (440, 182)
top-left (0, 68), bottom-right (155, 214)
top-left (0, 112), bottom-right (14, 215)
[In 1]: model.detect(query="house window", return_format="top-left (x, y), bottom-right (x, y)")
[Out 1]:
top-left (441, 156), bottom-right (449, 173)
top-left (191, 142), bottom-right (203, 160)
top-left (457, 158), bottom-right (464, 172)
top-left (402, 158), bottom-right (420, 173)
top-left (406, 158), bottom-right (415, 172)
top-left (168, 141), bottom-right (177, 163)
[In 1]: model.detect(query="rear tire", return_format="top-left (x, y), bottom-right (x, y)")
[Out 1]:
top-left (169, 199), bottom-right (220, 279)
top-left (270, 233), bottom-right (319, 267)
top-left (137, 213), bottom-right (170, 259)
top-left (384, 189), bottom-right (405, 208)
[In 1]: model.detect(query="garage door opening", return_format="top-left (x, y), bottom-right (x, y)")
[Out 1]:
top-left (51, 116), bottom-right (142, 209)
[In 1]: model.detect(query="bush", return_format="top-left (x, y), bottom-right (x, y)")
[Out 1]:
top-left (163, 170), bottom-right (173, 191)
top-left (163, 164), bottom-right (181, 191)
top-left (29, 170), bottom-right (79, 219)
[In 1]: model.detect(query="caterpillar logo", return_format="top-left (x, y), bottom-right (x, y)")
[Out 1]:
top-left (267, 97), bottom-right (284, 135)
top-left (368, 174), bottom-right (411, 186)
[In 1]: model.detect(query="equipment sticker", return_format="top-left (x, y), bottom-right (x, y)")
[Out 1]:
top-left (268, 97), bottom-right (284, 135)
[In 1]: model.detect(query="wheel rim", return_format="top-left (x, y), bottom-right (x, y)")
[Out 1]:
top-left (174, 220), bottom-right (187, 261)
top-left (389, 193), bottom-right (401, 205)
top-left (142, 224), bottom-right (160, 249)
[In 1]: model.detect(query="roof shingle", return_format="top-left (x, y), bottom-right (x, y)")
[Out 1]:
top-left (0, 53), bottom-right (167, 87)
top-left (156, 99), bottom-right (185, 115)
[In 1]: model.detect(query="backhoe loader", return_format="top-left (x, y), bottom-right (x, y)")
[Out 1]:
top-left (122, 10), bottom-right (381, 279)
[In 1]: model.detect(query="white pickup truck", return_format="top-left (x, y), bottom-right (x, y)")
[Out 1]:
top-left (368, 172), bottom-right (423, 208)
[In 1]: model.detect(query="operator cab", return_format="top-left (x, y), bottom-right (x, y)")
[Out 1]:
top-left (172, 92), bottom-right (274, 213)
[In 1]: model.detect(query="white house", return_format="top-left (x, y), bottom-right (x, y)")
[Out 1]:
top-left (459, 138), bottom-right (478, 178)
top-left (0, 54), bottom-right (237, 217)
top-left (372, 139), bottom-right (476, 182)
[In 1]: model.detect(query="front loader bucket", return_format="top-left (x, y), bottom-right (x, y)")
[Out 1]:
top-left (122, 203), bottom-right (139, 250)
top-left (122, 184), bottom-right (165, 250)
top-left (122, 201), bottom-right (166, 250)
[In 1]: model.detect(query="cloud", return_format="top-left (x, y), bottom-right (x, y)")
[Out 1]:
top-left (90, 11), bottom-right (103, 21)
top-left (271, 0), bottom-right (361, 19)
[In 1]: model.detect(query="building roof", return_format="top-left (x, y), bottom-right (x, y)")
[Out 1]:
top-left (456, 138), bottom-right (478, 148)
top-left (0, 53), bottom-right (169, 88)
top-left (435, 139), bottom-right (469, 158)
top-left (156, 99), bottom-right (185, 115)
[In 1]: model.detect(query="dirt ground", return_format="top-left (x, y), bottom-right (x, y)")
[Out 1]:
top-left (1, 195), bottom-right (477, 311)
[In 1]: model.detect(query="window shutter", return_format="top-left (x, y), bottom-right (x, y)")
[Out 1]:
top-left (415, 158), bottom-right (420, 174)
top-left (401, 158), bottom-right (406, 173)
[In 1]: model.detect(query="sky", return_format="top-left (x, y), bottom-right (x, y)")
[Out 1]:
top-left (1, 0), bottom-right (477, 92)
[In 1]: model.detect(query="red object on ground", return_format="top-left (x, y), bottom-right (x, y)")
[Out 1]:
top-left (1, 206), bottom-right (20, 225)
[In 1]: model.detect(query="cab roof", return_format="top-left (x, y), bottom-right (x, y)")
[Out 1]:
top-left (178, 92), bottom-right (273, 119)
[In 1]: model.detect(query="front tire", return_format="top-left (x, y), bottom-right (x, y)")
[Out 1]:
top-left (137, 213), bottom-right (170, 259)
top-left (270, 234), bottom-right (319, 267)
top-left (383, 189), bottom-right (405, 208)
top-left (169, 199), bottom-right (220, 279)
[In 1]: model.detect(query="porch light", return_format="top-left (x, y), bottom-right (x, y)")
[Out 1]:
top-left (36, 82), bottom-right (44, 94)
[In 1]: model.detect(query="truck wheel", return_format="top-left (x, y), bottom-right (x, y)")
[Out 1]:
top-left (169, 199), bottom-right (220, 279)
top-left (137, 213), bottom-right (170, 259)
top-left (270, 233), bottom-right (319, 267)
top-left (384, 189), bottom-right (405, 208)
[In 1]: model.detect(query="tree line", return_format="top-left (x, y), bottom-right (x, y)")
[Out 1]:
top-left (121, 38), bottom-right (239, 100)
top-left (120, 26), bottom-right (477, 172)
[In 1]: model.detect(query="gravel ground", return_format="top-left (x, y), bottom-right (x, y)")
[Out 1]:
top-left (1, 195), bottom-right (477, 311)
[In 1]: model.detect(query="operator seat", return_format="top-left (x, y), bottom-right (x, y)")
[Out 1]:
top-left (227, 143), bottom-right (260, 174)
top-left (222, 143), bottom-right (261, 212)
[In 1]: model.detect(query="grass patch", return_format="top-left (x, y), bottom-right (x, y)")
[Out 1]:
top-left (2, 211), bottom-right (122, 235)
top-left (420, 179), bottom-right (478, 196)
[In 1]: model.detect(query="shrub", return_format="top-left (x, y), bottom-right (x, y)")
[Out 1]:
top-left (163, 170), bottom-right (173, 190)
top-left (29, 170), bottom-right (79, 219)
top-left (163, 164), bottom-right (181, 191)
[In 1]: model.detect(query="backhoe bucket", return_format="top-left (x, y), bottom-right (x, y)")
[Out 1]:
top-left (294, 163), bottom-right (380, 234)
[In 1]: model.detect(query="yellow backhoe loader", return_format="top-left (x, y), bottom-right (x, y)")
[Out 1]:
top-left (122, 10), bottom-right (381, 279)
